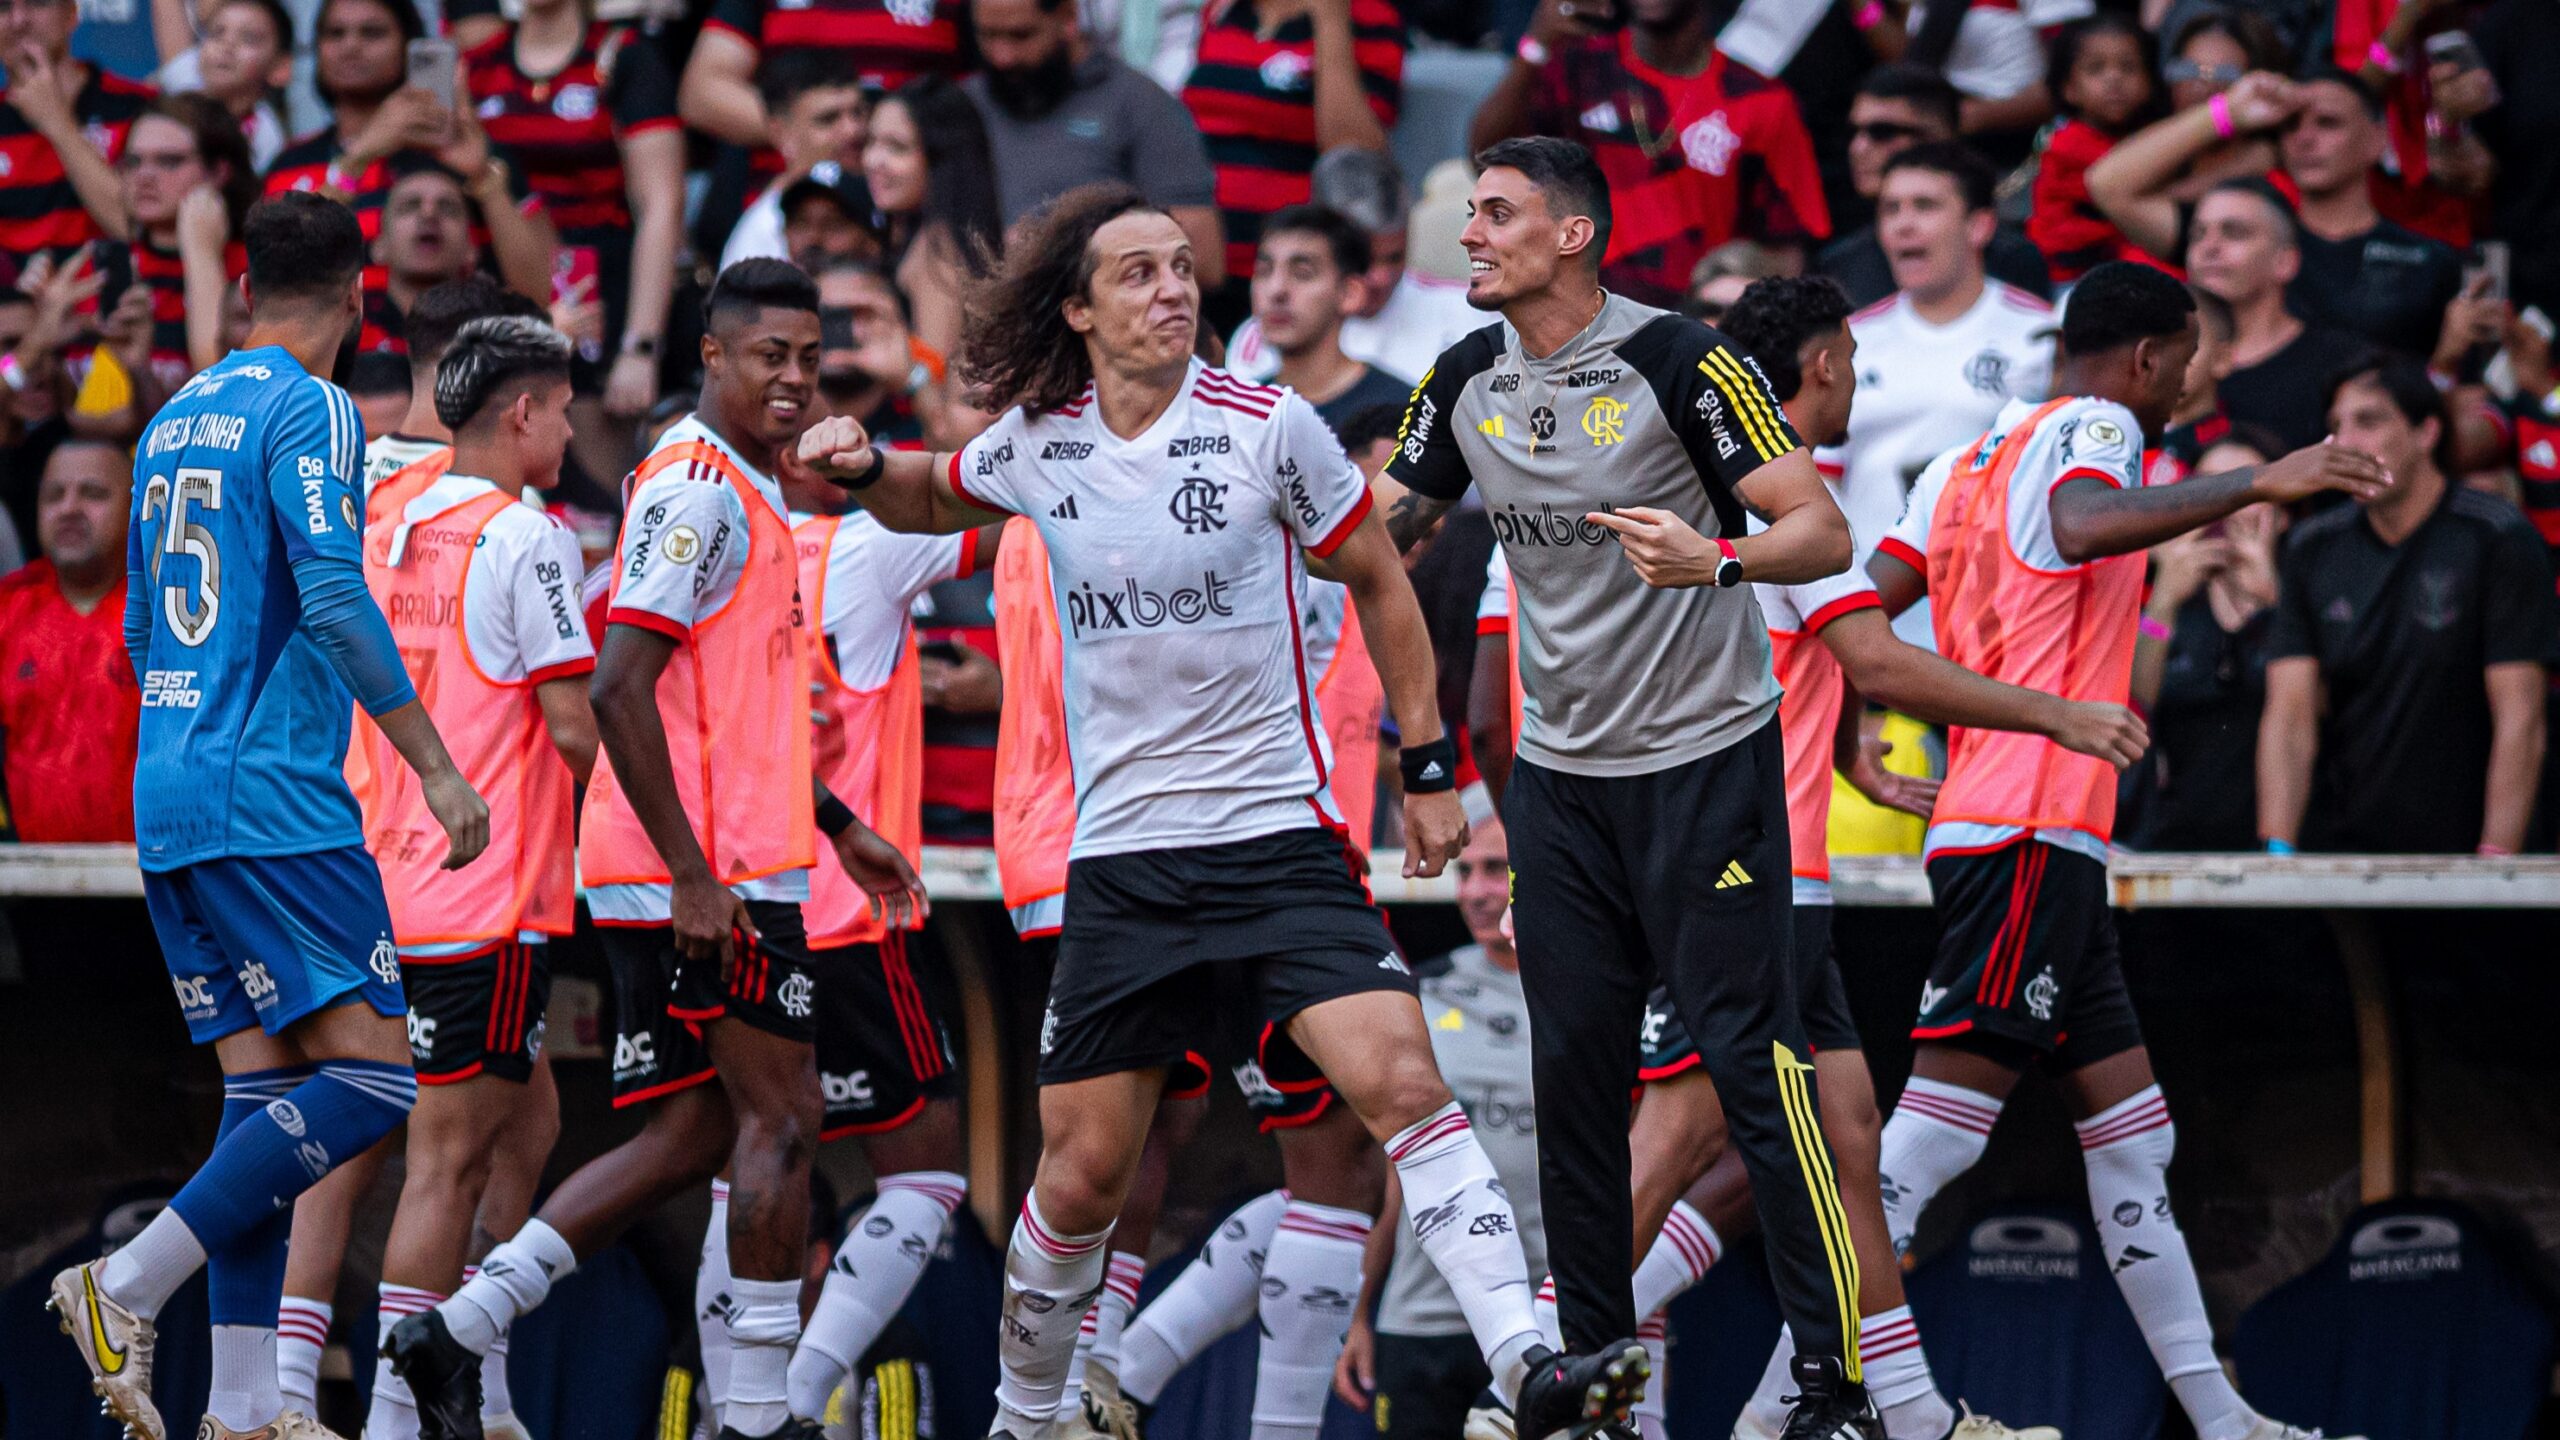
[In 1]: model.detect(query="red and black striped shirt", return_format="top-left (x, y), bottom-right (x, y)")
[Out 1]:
top-left (264, 125), bottom-right (394, 241)
top-left (464, 23), bottom-right (678, 246)
top-left (1523, 38), bottom-right (1828, 308)
top-left (701, 0), bottom-right (967, 91)
top-left (133, 236), bottom-right (247, 389)
top-left (0, 68), bottom-right (152, 261)
top-left (1180, 0), bottom-right (1404, 284)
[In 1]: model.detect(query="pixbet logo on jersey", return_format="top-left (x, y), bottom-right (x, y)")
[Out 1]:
top-left (1489, 502), bottom-right (1616, 548)
top-left (1064, 571), bottom-right (1235, 634)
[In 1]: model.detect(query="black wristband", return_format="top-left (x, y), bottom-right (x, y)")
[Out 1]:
top-left (816, 794), bottom-right (858, 837)
top-left (1400, 737), bottom-right (1459, 794)
top-left (832, 447), bottom-right (888, 491)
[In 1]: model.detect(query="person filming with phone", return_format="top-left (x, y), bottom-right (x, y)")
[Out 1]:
top-left (265, 0), bottom-right (555, 307)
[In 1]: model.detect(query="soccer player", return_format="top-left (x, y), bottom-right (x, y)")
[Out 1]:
top-left (51, 190), bottom-right (487, 1440)
top-left (355, 316), bottom-right (595, 1440)
top-left (1589, 274), bottom-right (2144, 1440)
top-left (1864, 261), bottom-right (2383, 1440)
top-left (996, 524), bottom-right (1397, 1440)
top-left (267, 278), bottom-right (554, 1421)
top-left (387, 260), bottom-right (926, 1440)
top-left (361, 275), bottom-right (548, 521)
top-left (1371, 136), bottom-right (1873, 1430)
top-left (798, 181), bottom-right (1640, 1440)
top-left (719, 422), bottom-right (997, 1430)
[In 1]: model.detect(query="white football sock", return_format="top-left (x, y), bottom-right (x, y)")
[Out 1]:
top-left (789, 1171), bottom-right (967, 1420)
top-left (468, 1266), bottom-right (516, 1421)
top-left (697, 1182), bottom-right (733, 1427)
top-left (1062, 1248), bottom-right (1145, 1418)
top-left (1120, 1189), bottom-right (1286, 1405)
top-left (724, 1274), bottom-right (803, 1436)
top-left (1860, 1306), bottom-right (1954, 1440)
top-left (208, 1324), bottom-right (281, 1432)
top-left (1251, 1200), bottom-right (1370, 1440)
top-left (1532, 1275), bottom-right (1561, 1349)
top-left (2077, 1088), bottom-right (2251, 1440)
top-left (97, 1208), bottom-right (207, 1320)
top-left (1629, 1312), bottom-right (1669, 1440)
top-left (1876, 1078), bottom-right (2002, 1257)
top-left (1633, 1202), bottom-right (1723, 1317)
top-left (442, 1220), bottom-right (575, 1356)
top-left (1387, 1104), bottom-right (1541, 1404)
top-left (274, 1295), bottom-right (330, 1414)
top-left (993, 1194), bottom-right (1114, 1430)
top-left (365, 1284), bottom-right (441, 1440)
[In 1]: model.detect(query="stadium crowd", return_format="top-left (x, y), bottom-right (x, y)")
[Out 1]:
top-left (2, 0), bottom-right (2557, 1437)
top-left (1, 0), bottom-right (2554, 857)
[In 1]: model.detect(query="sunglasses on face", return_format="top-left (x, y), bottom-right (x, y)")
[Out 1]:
top-left (2163, 59), bottom-right (2243, 87)
top-left (1851, 120), bottom-right (1926, 145)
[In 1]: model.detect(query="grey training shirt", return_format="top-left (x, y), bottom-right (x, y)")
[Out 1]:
top-left (1384, 292), bottom-right (1801, 776)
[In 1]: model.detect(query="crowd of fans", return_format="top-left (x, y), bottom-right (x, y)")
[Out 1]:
top-left (0, 0), bottom-right (2556, 858)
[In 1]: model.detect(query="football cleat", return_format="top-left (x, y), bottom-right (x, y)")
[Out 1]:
top-left (1079, 1363), bottom-right (1143, 1440)
top-left (50, 1260), bottom-right (164, 1440)
top-left (1514, 1341), bottom-right (1650, 1440)
top-left (382, 1310), bottom-right (484, 1440)
top-left (193, 1412), bottom-right (350, 1439)
top-left (1462, 1389), bottom-right (1516, 1440)
top-left (2237, 1421), bottom-right (2365, 1440)
top-left (1948, 1404), bottom-right (2061, 1440)
top-left (480, 1416), bottom-right (534, 1440)
top-left (1775, 1355), bottom-right (1882, 1440)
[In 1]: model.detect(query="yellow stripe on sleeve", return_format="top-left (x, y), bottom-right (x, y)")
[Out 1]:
top-left (1704, 348), bottom-right (1792, 463)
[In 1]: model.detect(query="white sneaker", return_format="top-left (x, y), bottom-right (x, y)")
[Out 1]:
top-left (2240, 1420), bottom-right (2367, 1440)
top-left (1949, 1403), bottom-right (2062, 1440)
top-left (482, 1415), bottom-right (535, 1440)
top-left (1462, 1403), bottom-right (1517, 1440)
top-left (49, 1260), bottom-right (164, 1440)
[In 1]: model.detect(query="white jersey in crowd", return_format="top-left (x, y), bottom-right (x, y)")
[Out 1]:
top-left (383, 472), bottom-right (597, 955)
top-left (799, 508), bottom-right (976, 687)
top-left (1224, 270), bottom-right (1482, 392)
top-left (1830, 279), bottom-right (2055, 559)
top-left (1376, 944), bottom-right (1542, 1337)
top-left (1878, 392), bottom-right (2145, 866)
top-left (1905, 0), bottom-right (2094, 99)
top-left (950, 361), bottom-right (1373, 859)
top-left (363, 433), bottom-right (452, 500)
top-left (588, 413), bottom-right (812, 920)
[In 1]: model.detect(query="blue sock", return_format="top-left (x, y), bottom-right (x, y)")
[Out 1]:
top-left (206, 1067), bottom-right (313, 1326)
top-left (170, 1059), bottom-right (416, 1258)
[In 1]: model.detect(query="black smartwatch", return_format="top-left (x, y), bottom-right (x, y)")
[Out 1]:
top-left (1711, 536), bottom-right (1744, 588)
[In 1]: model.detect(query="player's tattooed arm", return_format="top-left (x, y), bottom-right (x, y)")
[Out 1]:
top-left (1376, 474), bottom-right (1456, 553)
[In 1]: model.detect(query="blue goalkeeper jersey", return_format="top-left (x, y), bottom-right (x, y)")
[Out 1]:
top-left (127, 346), bottom-right (415, 871)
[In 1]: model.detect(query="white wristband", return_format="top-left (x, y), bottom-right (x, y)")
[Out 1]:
top-left (1517, 34), bottom-right (1551, 67)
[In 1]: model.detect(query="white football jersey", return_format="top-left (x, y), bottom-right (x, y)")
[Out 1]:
top-left (952, 362), bottom-right (1375, 859)
top-left (1831, 281), bottom-right (2056, 561)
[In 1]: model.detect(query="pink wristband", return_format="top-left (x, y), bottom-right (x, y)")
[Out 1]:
top-left (2368, 39), bottom-right (2401, 75)
top-left (1853, 0), bottom-right (1887, 31)
top-left (2208, 92), bottom-right (2237, 140)
top-left (2138, 614), bottom-right (2172, 641)
top-left (2478, 843), bottom-right (2516, 857)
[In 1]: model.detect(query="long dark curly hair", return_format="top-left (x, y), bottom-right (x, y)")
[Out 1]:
top-left (956, 183), bottom-right (1164, 418)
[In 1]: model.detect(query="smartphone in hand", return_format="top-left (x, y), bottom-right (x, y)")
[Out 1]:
top-left (406, 37), bottom-right (459, 104)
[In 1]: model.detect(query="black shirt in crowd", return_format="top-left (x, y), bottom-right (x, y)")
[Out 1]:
top-left (2475, 0), bottom-right (2560, 320)
top-left (2266, 485), bottom-right (2560, 853)
top-left (2289, 218), bottom-right (2462, 361)
top-left (2137, 595), bottom-right (2276, 852)
top-left (1313, 364), bottom-right (1413, 438)
top-left (2219, 324), bottom-right (2366, 456)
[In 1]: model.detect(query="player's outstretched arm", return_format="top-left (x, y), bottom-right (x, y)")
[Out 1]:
top-left (591, 623), bottom-right (751, 963)
top-left (1329, 511), bottom-right (1468, 878)
top-left (1822, 608), bottom-right (2149, 767)
top-left (798, 413), bottom-right (1008, 534)
top-left (2049, 441), bottom-right (2391, 563)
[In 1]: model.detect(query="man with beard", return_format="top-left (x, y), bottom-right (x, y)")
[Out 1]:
top-left (963, 0), bottom-right (1225, 286)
